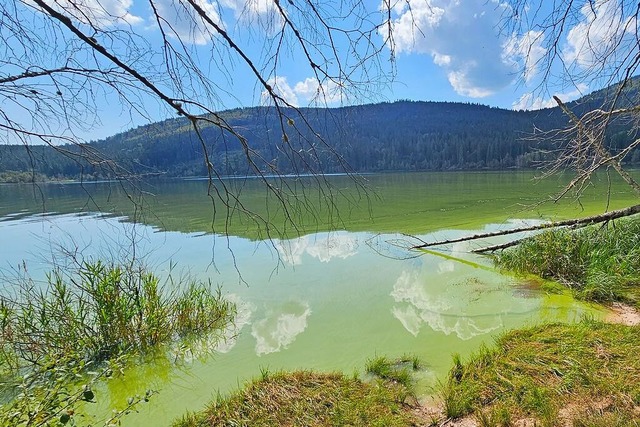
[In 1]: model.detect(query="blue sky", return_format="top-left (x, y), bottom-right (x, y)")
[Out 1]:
top-left (3, 0), bottom-right (636, 142)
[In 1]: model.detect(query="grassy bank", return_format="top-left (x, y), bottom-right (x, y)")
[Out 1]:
top-left (171, 320), bottom-right (640, 427)
top-left (174, 357), bottom-right (421, 427)
top-left (174, 371), bottom-right (415, 427)
top-left (494, 217), bottom-right (640, 305)
top-left (441, 319), bottom-right (640, 426)
top-left (171, 218), bottom-right (640, 427)
top-left (431, 216), bottom-right (640, 425)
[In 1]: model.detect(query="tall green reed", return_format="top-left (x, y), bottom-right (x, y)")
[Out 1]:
top-left (494, 217), bottom-right (640, 304)
top-left (0, 260), bottom-right (235, 426)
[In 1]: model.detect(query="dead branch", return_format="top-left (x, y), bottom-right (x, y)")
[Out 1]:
top-left (553, 96), bottom-right (640, 196)
top-left (412, 203), bottom-right (640, 250)
top-left (472, 237), bottom-right (528, 254)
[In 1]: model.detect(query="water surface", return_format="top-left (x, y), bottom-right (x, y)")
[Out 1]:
top-left (1, 171), bottom-right (630, 425)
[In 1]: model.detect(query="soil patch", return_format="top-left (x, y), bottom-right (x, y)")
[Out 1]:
top-left (605, 302), bottom-right (640, 325)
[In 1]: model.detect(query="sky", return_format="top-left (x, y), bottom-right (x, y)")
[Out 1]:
top-left (3, 0), bottom-right (637, 142)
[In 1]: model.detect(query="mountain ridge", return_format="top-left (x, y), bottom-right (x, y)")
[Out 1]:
top-left (1, 80), bottom-right (639, 181)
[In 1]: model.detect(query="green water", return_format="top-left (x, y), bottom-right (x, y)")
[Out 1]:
top-left (2, 171), bottom-right (637, 238)
top-left (0, 171), bottom-right (634, 425)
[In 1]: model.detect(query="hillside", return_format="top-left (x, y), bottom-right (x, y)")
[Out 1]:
top-left (92, 102), bottom-right (567, 175)
top-left (1, 81), bottom-right (639, 180)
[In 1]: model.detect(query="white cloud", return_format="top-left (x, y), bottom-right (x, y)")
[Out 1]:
top-left (391, 305), bottom-right (422, 337)
top-left (387, 0), bottom-right (517, 98)
top-left (220, 0), bottom-right (279, 21)
top-left (390, 270), bottom-right (451, 313)
top-left (512, 83), bottom-right (588, 110)
top-left (504, 30), bottom-right (547, 83)
top-left (512, 92), bottom-right (554, 110)
top-left (564, 0), bottom-right (637, 69)
top-left (305, 233), bottom-right (358, 263)
top-left (448, 69), bottom-right (495, 98)
top-left (153, 0), bottom-right (222, 46)
top-left (211, 294), bottom-right (255, 353)
top-left (432, 52), bottom-right (451, 66)
top-left (262, 76), bottom-right (300, 106)
top-left (37, 0), bottom-right (142, 26)
top-left (169, 293), bottom-right (254, 361)
top-left (390, 270), bottom-right (503, 340)
top-left (274, 235), bottom-right (307, 265)
top-left (294, 78), bottom-right (345, 105)
top-left (262, 76), bottom-right (346, 107)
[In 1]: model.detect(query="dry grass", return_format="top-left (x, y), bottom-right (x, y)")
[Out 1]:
top-left (440, 319), bottom-right (640, 426)
top-left (173, 370), bottom-right (416, 427)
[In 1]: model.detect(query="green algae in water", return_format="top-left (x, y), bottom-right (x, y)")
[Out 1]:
top-left (2, 170), bottom-right (639, 238)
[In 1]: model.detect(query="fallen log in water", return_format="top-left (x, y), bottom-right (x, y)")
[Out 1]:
top-left (412, 204), bottom-right (640, 252)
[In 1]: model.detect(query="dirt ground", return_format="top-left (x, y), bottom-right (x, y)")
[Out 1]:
top-left (605, 302), bottom-right (640, 326)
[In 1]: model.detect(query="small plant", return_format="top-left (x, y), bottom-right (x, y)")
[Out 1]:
top-left (450, 352), bottom-right (464, 382)
top-left (475, 409), bottom-right (496, 427)
top-left (475, 405), bottom-right (513, 427)
top-left (365, 355), bottom-right (421, 388)
top-left (439, 353), bottom-right (477, 418)
top-left (399, 353), bottom-right (422, 370)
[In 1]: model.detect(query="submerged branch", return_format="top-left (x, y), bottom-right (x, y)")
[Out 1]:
top-left (411, 203), bottom-right (640, 250)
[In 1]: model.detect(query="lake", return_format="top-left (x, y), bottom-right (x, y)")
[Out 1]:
top-left (0, 171), bottom-right (635, 425)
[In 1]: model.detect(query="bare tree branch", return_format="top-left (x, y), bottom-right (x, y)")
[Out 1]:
top-left (1, 0), bottom-right (396, 235)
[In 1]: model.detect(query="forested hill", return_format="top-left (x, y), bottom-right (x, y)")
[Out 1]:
top-left (97, 101), bottom-right (567, 174)
top-left (2, 93), bottom-right (639, 181)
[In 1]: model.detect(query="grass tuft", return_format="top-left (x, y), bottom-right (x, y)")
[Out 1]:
top-left (173, 371), bottom-right (415, 427)
top-left (365, 355), bottom-right (422, 388)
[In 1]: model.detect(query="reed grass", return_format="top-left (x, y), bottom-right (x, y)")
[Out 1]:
top-left (0, 260), bottom-right (234, 426)
top-left (0, 260), bottom-right (234, 368)
top-left (494, 217), bottom-right (640, 304)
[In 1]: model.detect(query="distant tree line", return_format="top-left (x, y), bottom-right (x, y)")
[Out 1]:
top-left (1, 98), bottom-right (639, 181)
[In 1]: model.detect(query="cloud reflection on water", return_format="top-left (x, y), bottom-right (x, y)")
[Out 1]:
top-left (391, 270), bottom-right (503, 340)
top-left (169, 294), bottom-right (255, 362)
top-left (174, 296), bottom-right (313, 358)
top-left (275, 233), bottom-right (358, 265)
top-left (251, 300), bottom-right (312, 356)
top-left (213, 294), bottom-right (255, 354)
